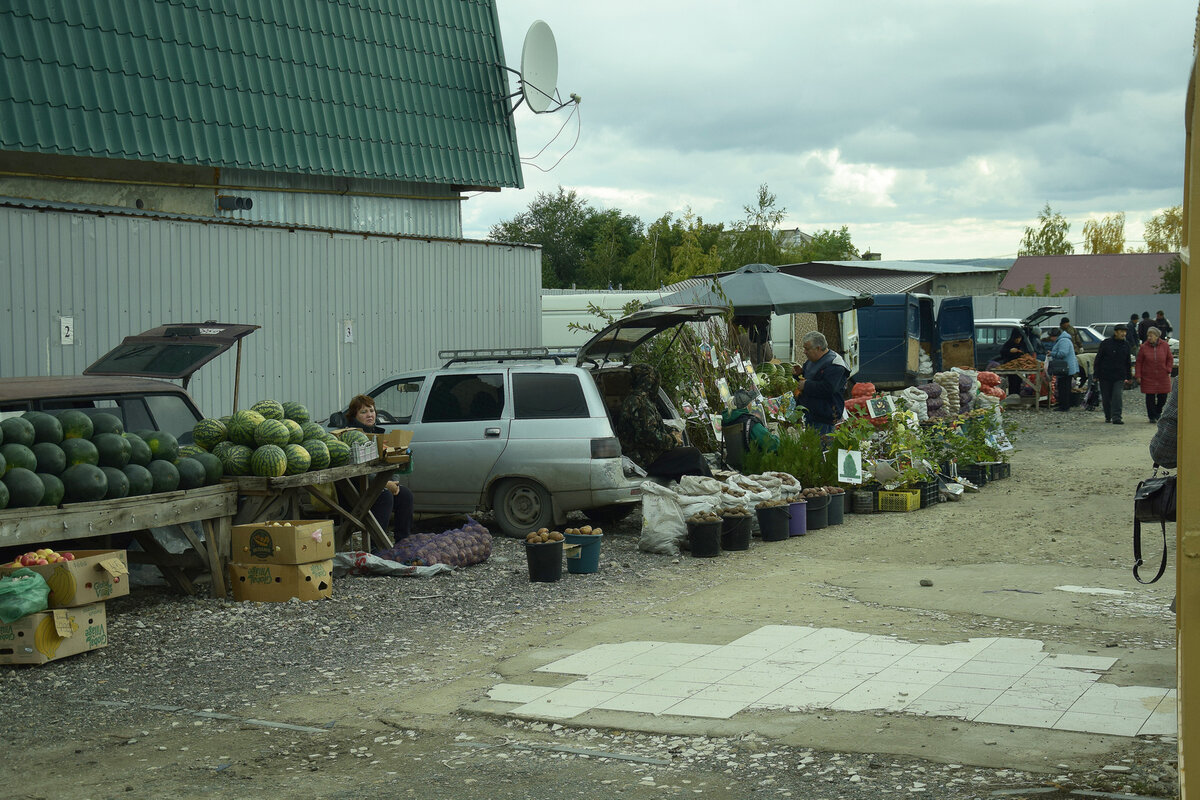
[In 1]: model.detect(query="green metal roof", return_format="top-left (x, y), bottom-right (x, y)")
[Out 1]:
top-left (0, 0), bottom-right (523, 188)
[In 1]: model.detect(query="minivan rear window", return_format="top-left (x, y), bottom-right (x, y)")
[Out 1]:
top-left (513, 373), bottom-right (588, 419)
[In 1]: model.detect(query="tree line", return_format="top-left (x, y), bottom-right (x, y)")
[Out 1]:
top-left (1016, 203), bottom-right (1182, 293)
top-left (487, 184), bottom-right (860, 290)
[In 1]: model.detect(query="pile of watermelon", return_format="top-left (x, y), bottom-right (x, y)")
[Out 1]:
top-left (191, 399), bottom-right (371, 480)
top-left (0, 410), bottom-right (223, 510)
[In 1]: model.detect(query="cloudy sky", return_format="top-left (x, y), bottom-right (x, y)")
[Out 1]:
top-left (461, 1), bottom-right (1194, 260)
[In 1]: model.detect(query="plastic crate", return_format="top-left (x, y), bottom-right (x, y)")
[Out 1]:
top-left (958, 465), bottom-right (989, 486)
top-left (878, 489), bottom-right (920, 512)
top-left (917, 481), bottom-right (939, 509)
top-left (850, 488), bottom-right (876, 514)
top-left (984, 462), bottom-right (1010, 481)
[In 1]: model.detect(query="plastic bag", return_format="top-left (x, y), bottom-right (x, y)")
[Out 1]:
top-left (639, 481), bottom-right (688, 555)
top-left (0, 568), bottom-right (50, 623)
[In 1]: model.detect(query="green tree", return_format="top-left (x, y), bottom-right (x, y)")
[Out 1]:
top-left (489, 186), bottom-right (593, 288)
top-left (1018, 203), bottom-right (1074, 256)
top-left (1081, 212), bottom-right (1125, 254)
top-left (722, 184), bottom-right (786, 268)
top-left (577, 208), bottom-right (644, 289)
top-left (784, 226), bottom-right (858, 262)
top-left (1157, 256), bottom-right (1182, 293)
top-left (663, 210), bottom-right (724, 285)
top-left (1143, 205), bottom-right (1183, 252)
top-left (1009, 273), bottom-right (1070, 297)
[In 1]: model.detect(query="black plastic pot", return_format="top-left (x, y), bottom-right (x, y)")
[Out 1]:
top-left (806, 495), bottom-right (830, 530)
top-left (826, 492), bottom-right (845, 525)
top-left (525, 541), bottom-right (563, 582)
top-left (755, 506), bottom-right (790, 542)
top-left (720, 515), bottom-right (752, 551)
top-left (686, 520), bottom-right (722, 557)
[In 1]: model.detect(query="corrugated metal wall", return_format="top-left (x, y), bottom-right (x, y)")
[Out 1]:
top-left (0, 206), bottom-right (540, 419)
top-left (937, 294), bottom-right (1181, 328)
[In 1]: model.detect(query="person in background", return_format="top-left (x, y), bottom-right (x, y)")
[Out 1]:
top-left (1135, 327), bottom-right (1174, 423)
top-left (1138, 311), bottom-right (1155, 343)
top-left (1154, 310), bottom-right (1174, 339)
top-left (998, 328), bottom-right (1027, 395)
top-left (1093, 326), bottom-right (1131, 424)
top-left (1048, 327), bottom-right (1079, 411)
top-left (733, 316), bottom-right (773, 365)
top-left (617, 364), bottom-right (712, 481)
top-left (1059, 317), bottom-right (1083, 352)
top-left (1126, 313), bottom-right (1141, 348)
top-left (721, 389), bottom-right (779, 470)
top-left (792, 331), bottom-right (850, 436)
top-left (343, 394), bottom-right (414, 541)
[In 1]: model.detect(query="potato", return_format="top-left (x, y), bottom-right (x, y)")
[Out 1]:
top-left (550, 531), bottom-right (564, 541)
top-left (592, 527), bottom-right (602, 535)
top-left (580, 525), bottom-right (593, 535)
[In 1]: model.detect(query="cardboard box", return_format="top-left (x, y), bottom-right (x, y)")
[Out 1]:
top-left (0, 602), bottom-right (108, 665)
top-left (369, 430), bottom-right (414, 463)
top-left (231, 520), bottom-right (335, 565)
top-left (229, 559), bottom-right (333, 603)
top-left (0, 550), bottom-right (129, 607)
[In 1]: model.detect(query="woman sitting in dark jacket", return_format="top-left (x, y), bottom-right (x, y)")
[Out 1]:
top-left (343, 394), bottom-right (414, 541)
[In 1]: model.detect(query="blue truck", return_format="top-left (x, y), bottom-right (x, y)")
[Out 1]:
top-left (854, 294), bottom-right (976, 388)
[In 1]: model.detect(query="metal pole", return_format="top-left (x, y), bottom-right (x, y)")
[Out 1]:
top-left (232, 338), bottom-right (244, 413)
top-left (1179, 16), bottom-right (1198, 794)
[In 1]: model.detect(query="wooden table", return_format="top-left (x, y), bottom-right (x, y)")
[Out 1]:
top-left (991, 368), bottom-right (1048, 412)
top-left (0, 484), bottom-right (239, 596)
top-left (224, 460), bottom-right (395, 553)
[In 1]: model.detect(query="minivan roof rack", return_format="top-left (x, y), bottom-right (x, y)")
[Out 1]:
top-left (439, 347), bottom-right (569, 367)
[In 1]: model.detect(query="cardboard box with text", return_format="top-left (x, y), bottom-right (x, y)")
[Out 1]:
top-left (0, 550), bottom-right (128, 607)
top-left (229, 559), bottom-right (333, 603)
top-left (231, 520), bottom-right (334, 565)
top-left (0, 602), bottom-right (108, 665)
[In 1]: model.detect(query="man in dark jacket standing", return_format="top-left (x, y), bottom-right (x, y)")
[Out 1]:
top-left (792, 331), bottom-right (849, 436)
top-left (1138, 312), bottom-right (1154, 342)
top-left (1126, 314), bottom-right (1140, 348)
top-left (1093, 327), bottom-right (1131, 424)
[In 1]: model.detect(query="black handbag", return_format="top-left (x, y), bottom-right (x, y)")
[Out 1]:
top-left (1047, 356), bottom-right (1071, 377)
top-left (1133, 468), bottom-right (1176, 584)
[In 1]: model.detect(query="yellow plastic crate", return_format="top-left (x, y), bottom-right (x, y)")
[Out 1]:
top-left (878, 489), bottom-right (920, 512)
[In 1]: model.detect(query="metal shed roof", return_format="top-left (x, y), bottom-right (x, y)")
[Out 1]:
top-left (0, 0), bottom-right (523, 188)
top-left (799, 260), bottom-right (1006, 275)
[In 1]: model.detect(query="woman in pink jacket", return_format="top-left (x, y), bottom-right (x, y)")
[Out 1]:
top-left (1135, 326), bottom-right (1174, 422)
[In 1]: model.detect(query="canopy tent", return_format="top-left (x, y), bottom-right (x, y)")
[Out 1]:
top-left (647, 263), bottom-right (873, 315)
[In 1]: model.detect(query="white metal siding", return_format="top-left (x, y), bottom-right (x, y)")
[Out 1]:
top-left (0, 206), bottom-right (540, 420)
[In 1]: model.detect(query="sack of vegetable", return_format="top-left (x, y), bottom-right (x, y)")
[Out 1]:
top-left (377, 517), bottom-right (492, 567)
top-left (0, 568), bottom-right (50, 624)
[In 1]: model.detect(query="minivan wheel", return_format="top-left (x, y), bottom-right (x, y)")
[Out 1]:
top-left (492, 478), bottom-right (554, 538)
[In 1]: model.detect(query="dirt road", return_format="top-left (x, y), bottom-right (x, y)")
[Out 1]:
top-left (0, 403), bottom-right (1179, 799)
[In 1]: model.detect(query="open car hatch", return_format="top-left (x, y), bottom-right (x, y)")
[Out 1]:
top-left (575, 305), bottom-right (728, 366)
top-left (83, 322), bottom-right (260, 383)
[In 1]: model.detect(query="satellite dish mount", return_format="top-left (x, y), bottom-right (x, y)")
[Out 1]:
top-left (504, 20), bottom-right (578, 115)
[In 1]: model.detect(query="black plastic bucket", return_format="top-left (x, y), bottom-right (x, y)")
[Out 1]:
top-left (827, 492), bottom-right (845, 525)
top-left (525, 541), bottom-right (563, 582)
top-left (720, 515), bottom-right (752, 551)
top-left (756, 506), bottom-right (790, 541)
top-left (852, 489), bottom-right (876, 514)
top-left (806, 495), bottom-right (830, 530)
top-left (687, 521), bottom-right (722, 557)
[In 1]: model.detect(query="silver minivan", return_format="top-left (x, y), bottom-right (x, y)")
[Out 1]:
top-left (349, 306), bottom-right (724, 537)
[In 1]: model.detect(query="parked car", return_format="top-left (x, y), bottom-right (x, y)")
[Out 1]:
top-left (1039, 324), bottom-right (1104, 355)
top-left (973, 306), bottom-right (1063, 368)
top-left (0, 323), bottom-right (257, 440)
top-left (344, 305), bottom-right (725, 537)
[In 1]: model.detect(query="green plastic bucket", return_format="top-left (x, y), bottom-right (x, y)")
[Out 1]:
top-left (564, 532), bottom-right (602, 574)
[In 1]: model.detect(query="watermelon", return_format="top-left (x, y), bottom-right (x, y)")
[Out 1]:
top-left (147, 460), bottom-right (180, 493)
top-left (0, 417), bottom-right (35, 448)
top-left (282, 401), bottom-right (310, 424)
top-left (31, 442), bottom-right (67, 475)
top-left (251, 399), bottom-right (285, 420)
top-left (227, 410), bottom-right (265, 447)
top-left (326, 439), bottom-right (351, 467)
top-left (189, 451), bottom-right (224, 485)
top-left (251, 445), bottom-right (287, 477)
top-left (301, 439), bottom-right (330, 471)
top-left (176, 458), bottom-right (207, 490)
top-left (339, 429), bottom-right (370, 446)
top-left (219, 415), bottom-right (232, 425)
top-left (0, 451), bottom-right (5, 476)
top-left (0, 481), bottom-right (7, 510)
top-left (211, 440), bottom-right (236, 461)
top-left (100, 466), bottom-right (130, 500)
top-left (123, 433), bottom-right (153, 467)
top-left (253, 419), bottom-right (290, 448)
top-left (221, 444), bottom-right (253, 477)
top-left (56, 409), bottom-right (94, 440)
top-left (1, 443), bottom-right (37, 474)
top-left (122, 464), bottom-right (154, 496)
top-left (37, 473), bottom-right (64, 506)
top-left (3, 467), bottom-right (44, 508)
top-left (60, 438), bottom-right (100, 467)
top-left (61, 463), bottom-right (108, 503)
top-left (300, 421), bottom-right (325, 441)
top-left (283, 443), bottom-right (311, 475)
top-left (192, 418), bottom-right (228, 450)
top-left (282, 419), bottom-right (304, 444)
top-left (141, 431), bottom-right (180, 463)
top-left (93, 432), bottom-right (132, 468)
top-left (178, 444), bottom-right (207, 460)
top-left (90, 412), bottom-right (125, 436)
top-left (22, 411), bottom-right (63, 444)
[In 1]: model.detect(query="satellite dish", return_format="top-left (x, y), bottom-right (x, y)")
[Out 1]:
top-left (520, 20), bottom-right (558, 113)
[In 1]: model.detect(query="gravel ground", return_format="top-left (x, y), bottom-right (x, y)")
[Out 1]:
top-left (0, 398), bottom-right (1181, 799)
